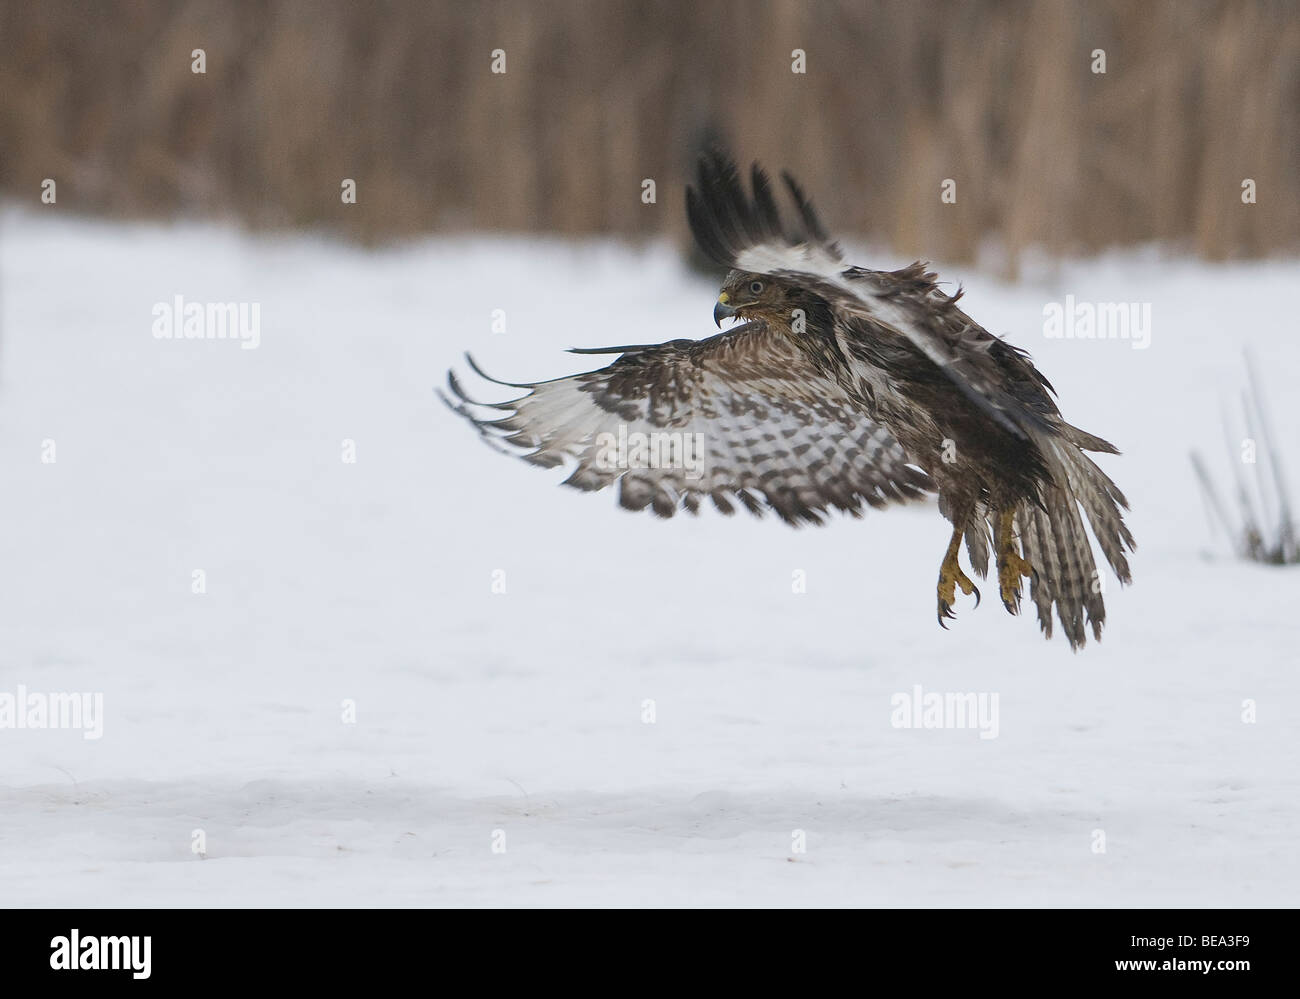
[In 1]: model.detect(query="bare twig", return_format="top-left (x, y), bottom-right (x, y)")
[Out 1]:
top-left (1245, 348), bottom-right (1297, 562)
top-left (1221, 400), bottom-right (1265, 560)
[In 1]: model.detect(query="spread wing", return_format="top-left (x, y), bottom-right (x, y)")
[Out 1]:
top-left (441, 321), bottom-right (933, 525)
top-left (686, 150), bottom-right (1059, 441)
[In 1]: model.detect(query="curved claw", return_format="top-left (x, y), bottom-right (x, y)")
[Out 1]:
top-left (937, 575), bottom-right (977, 627)
top-left (936, 529), bottom-right (979, 629)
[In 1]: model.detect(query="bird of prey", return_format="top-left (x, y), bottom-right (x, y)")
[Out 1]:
top-left (443, 151), bottom-right (1134, 649)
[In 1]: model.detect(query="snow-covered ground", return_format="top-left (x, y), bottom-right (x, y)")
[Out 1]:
top-left (1, 209), bottom-right (1296, 907)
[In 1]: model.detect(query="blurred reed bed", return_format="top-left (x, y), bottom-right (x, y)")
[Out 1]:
top-left (2, 0), bottom-right (1296, 263)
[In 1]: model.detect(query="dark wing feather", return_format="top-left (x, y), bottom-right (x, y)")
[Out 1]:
top-left (687, 149), bottom-right (842, 273)
top-left (686, 150), bottom-right (1055, 441)
top-left (442, 321), bottom-right (933, 525)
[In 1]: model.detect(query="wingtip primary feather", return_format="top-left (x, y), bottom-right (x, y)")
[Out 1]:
top-left (567, 343), bottom-right (661, 355)
top-left (780, 169), bottom-right (835, 249)
top-left (689, 150), bottom-right (842, 267)
top-left (463, 352), bottom-right (535, 389)
top-left (445, 368), bottom-right (502, 410)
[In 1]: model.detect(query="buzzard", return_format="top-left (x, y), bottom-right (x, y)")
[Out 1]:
top-left (443, 152), bottom-right (1134, 649)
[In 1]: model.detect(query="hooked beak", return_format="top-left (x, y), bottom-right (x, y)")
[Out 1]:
top-left (713, 293), bottom-right (737, 328)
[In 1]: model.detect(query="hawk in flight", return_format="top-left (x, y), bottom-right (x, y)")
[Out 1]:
top-left (444, 152), bottom-right (1134, 649)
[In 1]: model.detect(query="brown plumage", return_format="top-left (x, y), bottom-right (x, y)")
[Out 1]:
top-left (444, 151), bottom-right (1135, 649)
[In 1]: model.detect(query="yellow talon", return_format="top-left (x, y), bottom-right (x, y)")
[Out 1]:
top-left (936, 526), bottom-right (980, 626)
top-left (997, 510), bottom-right (1033, 613)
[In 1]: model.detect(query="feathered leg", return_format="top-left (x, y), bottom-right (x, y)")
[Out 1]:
top-left (936, 525), bottom-right (980, 626)
top-left (996, 508), bottom-right (1033, 613)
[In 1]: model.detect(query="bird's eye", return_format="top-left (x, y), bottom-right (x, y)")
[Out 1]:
top-left (749, 281), bottom-right (764, 294)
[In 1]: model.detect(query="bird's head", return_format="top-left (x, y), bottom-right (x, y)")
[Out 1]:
top-left (713, 271), bottom-right (796, 327)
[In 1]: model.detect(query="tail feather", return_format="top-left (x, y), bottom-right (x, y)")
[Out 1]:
top-left (1020, 505), bottom-right (1059, 640)
top-left (1016, 440), bottom-right (1134, 650)
top-left (1057, 443), bottom-right (1134, 584)
top-left (1062, 424), bottom-right (1121, 455)
top-left (964, 501), bottom-right (993, 579)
